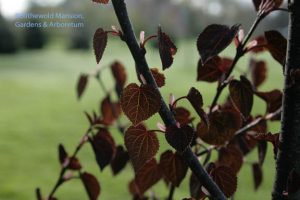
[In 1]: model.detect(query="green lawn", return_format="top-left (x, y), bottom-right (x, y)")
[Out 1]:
top-left (0, 39), bottom-right (284, 200)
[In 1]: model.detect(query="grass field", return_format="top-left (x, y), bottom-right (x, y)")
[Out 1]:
top-left (0, 39), bottom-right (284, 200)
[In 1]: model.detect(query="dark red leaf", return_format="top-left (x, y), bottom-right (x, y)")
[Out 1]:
top-left (252, 163), bottom-right (263, 190)
top-left (197, 24), bottom-right (240, 64)
top-left (254, 132), bottom-right (280, 155)
top-left (128, 179), bottom-right (140, 196)
top-left (77, 74), bottom-right (88, 99)
top-left (92, 0), bottom-right (109, 4)
top-left (251, 60), bottom-right (267, 88)
top-left (135, 159), bottom-right (162, 194)
top-left (287, 170), bottom-right (300, 194)
top-left (150, 68), bottom-right (165, 87)
top-left (100, 96), bottom-right (121, 125)
top-left (166, 125), bottom-right (194, 152)
top-left (125, 124), bottom-right (159, 172)
top-left (255, 89), bottom-right (282, 113)
top-left (90, 128), bottom-right (116, 171)
top-left (58, 144), bottom-right (68, 165)
top-left (159, 150), bottom-right (188, 187)
top-left (68, 157), bottom-right (82, 170)
top-left (174, 107), bottom-right (194, 126)
top-left (187, 87), bottom-right (209, 126)
top-left (197, 56), bottom-right (232, 82)
top-left (158, 27), bottom-right (177, 70)
top-left (81, 172), bottom-right (101, 200)
top-left (258, 141), bottom-right (267, 166)
top-left (197, 57), bottom-right (222, 82)
top-left (111, 61), bottom-right (127, 88)
top-left (210, 166), bottom-right (237, 197)
top-left (265, 30), bottom-right (287, 66)
top-left (120, 83), bottom-right (161, 125)
top-left (110, 145), bottom-right (129, 175)
top-left (229, 76), bottom-right (254, 120)
top-left (217, 144), bottom-right (244, 174)
top-left (197, 109), bottom-right (242, 145)
top-left (93, 28), bottom-right (108, 64)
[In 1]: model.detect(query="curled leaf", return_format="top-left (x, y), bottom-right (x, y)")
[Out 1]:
top-left (187, 87), bottom-right (209, 126)
top-left (158, 27), bottom-right (177, 70)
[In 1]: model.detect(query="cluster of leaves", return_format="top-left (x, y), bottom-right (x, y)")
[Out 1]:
top-left (37, 0), bottom-right (292, 199)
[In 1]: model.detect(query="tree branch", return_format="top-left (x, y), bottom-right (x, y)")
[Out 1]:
top-left (111, 0), bottom-right (226, 199)
top-left (272, 1), bottom-right (300, 199)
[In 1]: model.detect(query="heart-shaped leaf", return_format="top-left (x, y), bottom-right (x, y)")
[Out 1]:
top-left (135, 159), bottom-right (162, 194)
top-left (229, 76), bottom-right (254, 120)
top-left (251, 59), bottom-right (267, 88)
top-left (158, 27), bottom-right (177, 70)
top-left (89, 128), bottom-right (116, 171)
top-left (125, 124), bottom-right (159, 172)
top-left (150, 68), bottom-right (165, 87)
top-left (81, 172), bottom-right (101, 200)
top-left (110, 145), bottom-right (129, 175)
top-left (121, 83), bottom-right (161, 125)
top-left (265, 30), bottom-right (287, 66)
top-left (197, 24), bottom-right (240, 64)
top-left (210, 166), bottom-right (237, 198)
top-left (159, 150), bottom-right (188, 187)
top-left (252, 163), bottom-right (263, 190)
top-left (165, 125), bottom-right (194, 152)
top-left (197, 109), bottom-right (242, 145)
top-left (187, 87), bottom-right (209, 126)
top-left (77, 74), bottom-right (89, 100)
top-left (93, 28), bottom-right (108, 64)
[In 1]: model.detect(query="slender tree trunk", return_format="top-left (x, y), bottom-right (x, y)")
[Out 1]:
top-left (272, 1), bottom-right (300, 199)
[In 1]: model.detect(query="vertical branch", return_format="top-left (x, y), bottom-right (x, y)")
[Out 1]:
top-left (111, 0), bottom-right (226, 199)
top-left (272, 1), bottom-right (300, 199)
